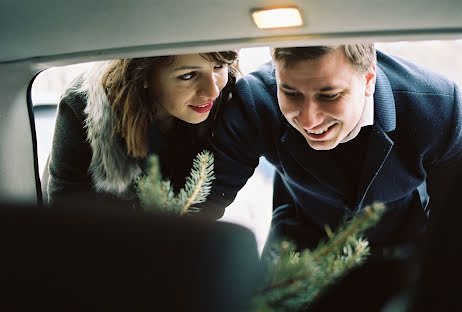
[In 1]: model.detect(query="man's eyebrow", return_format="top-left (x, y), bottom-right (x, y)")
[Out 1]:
top-left (280, 84), bottom-right (297, 90)
top-left (173, 65), bottom-right (202, 71)
top-left (319, 86), bottom-right (336, 92)
top-left (280, 84), bottom-right (340, 91)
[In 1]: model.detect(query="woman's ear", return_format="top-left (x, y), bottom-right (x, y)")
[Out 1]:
top-left (143, 80), bottom-right (148, 89)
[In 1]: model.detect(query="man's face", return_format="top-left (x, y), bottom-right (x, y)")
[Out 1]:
top-left (275, 48), bottom-right (376, 150)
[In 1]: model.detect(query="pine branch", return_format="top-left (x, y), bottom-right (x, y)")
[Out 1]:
top-left (251, 203), bottom-right (386, 311)
top-left (135, 150), bottom-right (214, 215)
top-left (313, 204), bottom-right (384, 261)
top-left (179, 150), bottom-right (215, 215)
top-left (136, 155), bottom-right (174, 214)
top-left (136, 152), bottom-right (387, 312)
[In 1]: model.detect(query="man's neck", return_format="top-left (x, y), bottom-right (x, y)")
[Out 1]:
top-left (340, 95), bottom-right (374, 144)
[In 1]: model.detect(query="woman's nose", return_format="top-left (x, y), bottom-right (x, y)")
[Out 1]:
top-left (197, 74), bottom-right (220, 99)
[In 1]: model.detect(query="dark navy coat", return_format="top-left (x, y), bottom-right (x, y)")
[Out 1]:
top-left (206, 51), bottom-right (462, 250)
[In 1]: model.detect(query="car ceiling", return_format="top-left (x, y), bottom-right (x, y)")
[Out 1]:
top-left (0, 0), bottom-right (461, 205)
top-left (1, 0), bottom-right (462, 64)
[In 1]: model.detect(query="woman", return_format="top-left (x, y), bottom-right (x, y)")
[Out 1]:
top-left (44, 51), bottom-right (239, 211)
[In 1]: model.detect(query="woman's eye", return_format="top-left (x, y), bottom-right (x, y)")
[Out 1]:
top-left (214, 64), bottom-right (225, 70)
top-left (178, 72), bottom-right (197, 81)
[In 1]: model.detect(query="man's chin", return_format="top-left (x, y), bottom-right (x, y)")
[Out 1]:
top-left (306, 138), bottom-right (339, 151)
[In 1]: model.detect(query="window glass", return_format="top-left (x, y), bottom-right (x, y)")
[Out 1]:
top-left (32, 41), bottom-right (462, 253)
top-left (32, 62), bottom-right (94, 179)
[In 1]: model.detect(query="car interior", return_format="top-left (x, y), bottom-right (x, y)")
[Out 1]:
top-left (1, 0), bottom-right (461, 310)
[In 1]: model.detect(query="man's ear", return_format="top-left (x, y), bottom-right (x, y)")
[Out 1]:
top-left (365, 64), bottom-right (376, 97)
top-left (269, 47), bottom-right (276, 60)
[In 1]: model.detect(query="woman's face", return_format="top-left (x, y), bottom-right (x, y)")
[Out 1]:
top-left (149, 53), bottom-right (229, 124)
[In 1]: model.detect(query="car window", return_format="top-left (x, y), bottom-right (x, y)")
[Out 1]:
top-left (32, 48), bottom-right (274, 253)
top-left (31, 41), bottom-right (462, 253)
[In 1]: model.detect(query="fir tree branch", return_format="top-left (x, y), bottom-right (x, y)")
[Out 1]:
top-left (136, 150), bottom-right (214, 215)
top-left (136, 152), bottom-right (386, 312)
top-left (179, 151), bottom-right (213, 215)
top-left (256, 251), bottom-right (318, 295)
top-left (161, 184), bottom-right (167, 211)
top-left (257, 205), bottom-right (383, 294)
top-left (313, 203), bottom-right (383, 261)
top-left (252, 203), bottom-right (386, 311)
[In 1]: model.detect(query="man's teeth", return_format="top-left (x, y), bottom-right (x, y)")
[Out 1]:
top-left (307, 125), bottom-right (331, 134)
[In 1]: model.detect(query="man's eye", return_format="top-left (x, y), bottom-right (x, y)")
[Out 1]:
top-left (283, 90), bottom-right (301, 97)
top-left (178, 72), bottom-right (197, 80)
top-left (320, 93), bottom-right (340, 100)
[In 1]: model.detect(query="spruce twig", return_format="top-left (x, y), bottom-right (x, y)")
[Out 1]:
top-left (251, 203), bottom-right (386, 311)
top-left (178, 150), bottom-right (215, 215)
top-left (136, 150), bottom-right (215, 215)
top-left (136, 151), bottom-right (387, 312)
top-left (313, 204), bottom-right (382, 261)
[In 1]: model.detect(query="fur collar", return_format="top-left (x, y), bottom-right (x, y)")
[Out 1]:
top-left (81, 62), bottom-right (141, 199)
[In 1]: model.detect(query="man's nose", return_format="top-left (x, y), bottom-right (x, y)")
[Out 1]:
top-left (197, 73), bottom-right (220, 99)
top-left (297, 99), bottom-right (324, 129)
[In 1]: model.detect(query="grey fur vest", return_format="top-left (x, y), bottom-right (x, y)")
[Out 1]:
top-left (81, 61), bottom-right (142, 199)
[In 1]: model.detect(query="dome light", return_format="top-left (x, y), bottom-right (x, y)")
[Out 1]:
top-left (252, 7), bottom-right (303, 29)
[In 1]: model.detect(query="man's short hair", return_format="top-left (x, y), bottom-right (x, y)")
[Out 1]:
top-left (272, 44), bottom-right (376, 72)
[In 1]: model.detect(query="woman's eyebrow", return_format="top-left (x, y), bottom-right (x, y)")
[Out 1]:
top-left (172, 65), bottom-right (202, 71)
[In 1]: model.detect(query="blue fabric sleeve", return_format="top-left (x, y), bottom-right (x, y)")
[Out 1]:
top-left (425, 82), bottom-right (462, 219)
top-left (202, 74), bottom-right (272, 218)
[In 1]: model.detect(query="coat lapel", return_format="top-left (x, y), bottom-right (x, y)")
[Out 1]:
top-left (353, 124), bottom-right (393, 210)
top-left (353, 65), bottom-right (397, 211)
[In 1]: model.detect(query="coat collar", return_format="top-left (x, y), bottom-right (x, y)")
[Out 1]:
top-left (353, 65), bottom-right (396, 209)
top-left (374, 66), bottom-right (396, 133)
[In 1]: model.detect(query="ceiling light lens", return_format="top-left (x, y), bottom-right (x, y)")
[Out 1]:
top-left (252, 7), bottom-right (303, 29)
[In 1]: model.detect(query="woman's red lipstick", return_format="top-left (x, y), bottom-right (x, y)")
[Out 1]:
top-left (189, 101), bottom-right (214, 113)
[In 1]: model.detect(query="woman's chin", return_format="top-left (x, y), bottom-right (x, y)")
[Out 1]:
top-left (183, 112), bottom-right (210, 124)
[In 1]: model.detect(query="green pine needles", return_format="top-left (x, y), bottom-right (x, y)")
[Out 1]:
top-left (250, 203), bottom-right (386, 311)
top-left (136, 150), bottom-right (215, 215)
top-left (136, 152), bottom-right (386, 311)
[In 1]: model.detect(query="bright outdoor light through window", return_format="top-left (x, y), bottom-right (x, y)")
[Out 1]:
top-left (252, 7), bottom-right (303, 29)
top-left (32, 41), bottom-right (462, 255)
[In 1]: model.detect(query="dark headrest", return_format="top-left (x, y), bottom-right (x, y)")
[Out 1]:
top-left (0, 203), bottom-right (262, 311)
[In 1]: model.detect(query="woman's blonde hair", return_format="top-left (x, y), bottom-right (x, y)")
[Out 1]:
top-left (100, 51), bottom-right (239, 158)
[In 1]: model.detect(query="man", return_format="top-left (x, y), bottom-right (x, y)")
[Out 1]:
top-left (203, 43), bottom-right (462, 308)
